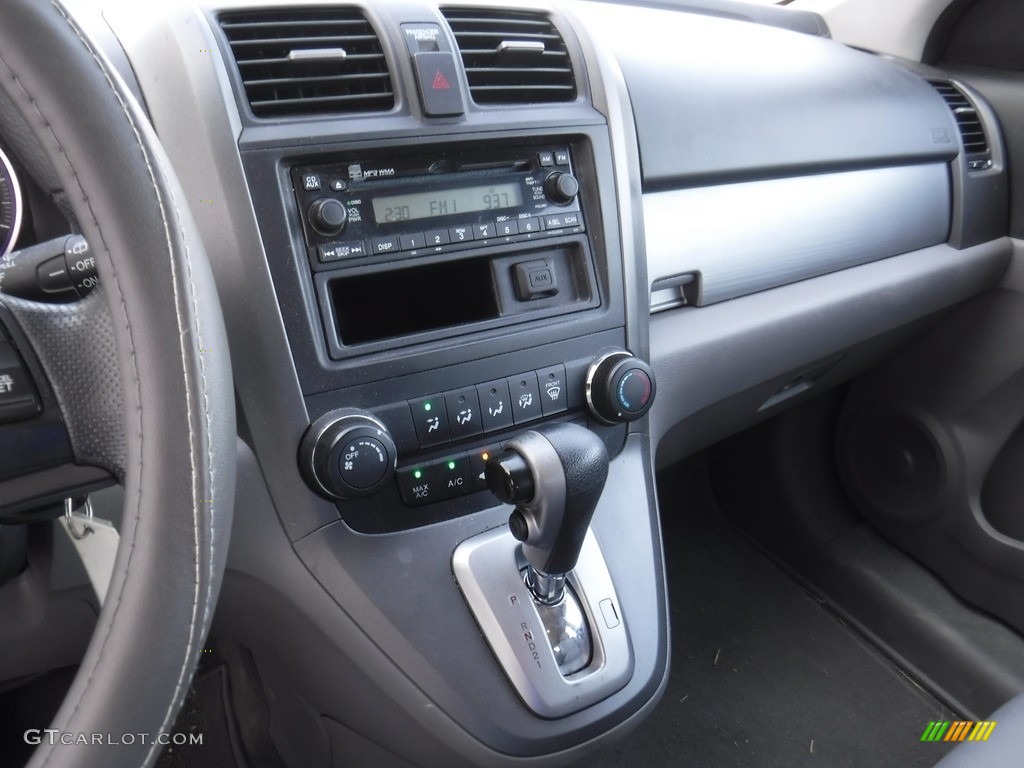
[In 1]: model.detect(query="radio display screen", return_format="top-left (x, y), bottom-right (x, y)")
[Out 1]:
top-left (371, 183), bottom-right (524, 224)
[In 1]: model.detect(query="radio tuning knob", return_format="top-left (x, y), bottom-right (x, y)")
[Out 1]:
top-left (308, 198), bottom-right (348, 236)
top-left (586, 351), bottom-right (657, 425)
top-left (299, 409), bottom-right (397, 500)
top-left (544, 172), bottom-right (579, 206)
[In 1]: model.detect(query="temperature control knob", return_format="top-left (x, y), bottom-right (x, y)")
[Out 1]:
top-left (544, 172), bottom-right (579, 206)
top-left (300, 409), bottom-right (397, 499)
top-left (586, 351), bottom-right (657, 425)
top-left (308, 197), bottom-right (348, 236)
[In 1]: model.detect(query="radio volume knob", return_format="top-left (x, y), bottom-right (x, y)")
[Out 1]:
top-left (308, 197), bottom-right (348, 236)
top-left (544, 172), bottom-right (579, 206)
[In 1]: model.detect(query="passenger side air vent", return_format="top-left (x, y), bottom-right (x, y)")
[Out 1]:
top-left (219, 8), bottom-right (394, 118)
top-left (928, 80), bottom-right (992, 171)
top-left (441, 8), bottom-right (577, 105)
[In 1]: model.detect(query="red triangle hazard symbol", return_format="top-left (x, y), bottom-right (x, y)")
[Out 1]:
top-left (432, 70), bottom-right (451, 90)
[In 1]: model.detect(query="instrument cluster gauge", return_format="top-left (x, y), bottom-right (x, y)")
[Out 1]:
top-left (0, 146), bottom-right (24, 258)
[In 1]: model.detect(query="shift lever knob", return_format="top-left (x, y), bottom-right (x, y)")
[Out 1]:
top-left (485, 422), bottom-right (609, 584)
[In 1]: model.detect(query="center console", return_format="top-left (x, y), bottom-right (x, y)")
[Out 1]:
top-left (105, 1), bottom-right (669, 764)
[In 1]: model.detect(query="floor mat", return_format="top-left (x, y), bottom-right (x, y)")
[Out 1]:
top-left (589, 462), bottom-right (957, 768)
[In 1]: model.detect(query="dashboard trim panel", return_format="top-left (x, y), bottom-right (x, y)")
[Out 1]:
top-left (646, 162), bottom-right (952, 308)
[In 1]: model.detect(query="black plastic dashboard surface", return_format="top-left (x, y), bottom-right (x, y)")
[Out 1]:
top-left (579, 4), bottom-right (958, 188)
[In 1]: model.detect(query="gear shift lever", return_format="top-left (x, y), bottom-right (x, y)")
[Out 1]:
top-left (454, 421), bottom-right (632, 708)
top-left (484, 423), bottom-right (608, 675)
top-left (486, 422), bottom-right (609, 603)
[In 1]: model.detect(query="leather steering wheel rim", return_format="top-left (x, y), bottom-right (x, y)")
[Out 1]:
top-left (0, 2), bottom-right (235, 767)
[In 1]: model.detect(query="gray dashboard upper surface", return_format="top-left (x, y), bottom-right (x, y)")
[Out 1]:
top-left (575, 2), bottom-right (959, 188)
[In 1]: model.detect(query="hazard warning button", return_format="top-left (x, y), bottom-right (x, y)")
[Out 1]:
top-left (413, 52), bottom-right (464, 117)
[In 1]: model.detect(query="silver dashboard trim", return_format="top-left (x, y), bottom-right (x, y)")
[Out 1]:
top-left (0, 146), bottom-right (23, 259)
top-left (453, 526), bottom-right (634, 719)
top-left (645, 163), bottom-right (952, 309)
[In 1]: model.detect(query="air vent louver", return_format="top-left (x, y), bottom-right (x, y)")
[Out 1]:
top-left (219, 8), bottom-right (394, 118)
top-left (441, 8), bottom-right (577, 105)
top-left (928, 80), bottom-right (991, 166)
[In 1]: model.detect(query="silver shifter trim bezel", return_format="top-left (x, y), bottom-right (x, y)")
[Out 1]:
top-left (452, 527), bottom-right (634, 719)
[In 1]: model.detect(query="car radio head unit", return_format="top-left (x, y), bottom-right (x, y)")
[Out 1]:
top-left (289, 140), bottom-right (601, 358)
top-left (291, 143), bottom-right (584, 269)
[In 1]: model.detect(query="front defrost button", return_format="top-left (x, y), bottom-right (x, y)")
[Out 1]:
top-left (536, 364), bottom-right (567, 415)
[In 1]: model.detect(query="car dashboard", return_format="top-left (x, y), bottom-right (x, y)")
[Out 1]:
top-left (0, 0), bottom-right (1013, 765)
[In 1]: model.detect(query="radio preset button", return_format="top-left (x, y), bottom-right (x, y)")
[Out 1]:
top-left (399, 232), bottom-right (427, 251)
top-left (496, 220), bottom-right (519, 237)
top-left (424, 229), bottom-right (450, 246)
top-left (538, 151), bottom-right (554, 167)
top-left (371, 235), bottom-right (401, 255)
top-left (519, 217), bottom-right (541, 233)
top-left (474, 222), bottom-right (496, 239)
top-left (318, 240), bottom-right (367, 262)
top-left (477, 379), bottom-right (514, 432)
top-left (449, 225), bottom-right (474, 243)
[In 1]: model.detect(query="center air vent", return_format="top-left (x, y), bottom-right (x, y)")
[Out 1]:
top-left (219, 8), bottom-right (394, 119)
top-left (441, 8), bottom-right (577, 105)
top-left (928, 80), bottom-right (992, 170)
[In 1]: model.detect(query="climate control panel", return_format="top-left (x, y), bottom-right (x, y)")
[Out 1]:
top-left (299, 350), bottom-right (655, 526)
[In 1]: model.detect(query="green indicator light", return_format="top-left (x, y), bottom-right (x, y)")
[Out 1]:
top-left (448, 461), bottom-right (456, 470)
top-left (424, 403), bottom-right (432, 412)
top-left (413, 470), bottom-right (422, 479)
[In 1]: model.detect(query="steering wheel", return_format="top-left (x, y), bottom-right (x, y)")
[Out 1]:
top-left (0, 2), bottom-right (235, 767)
